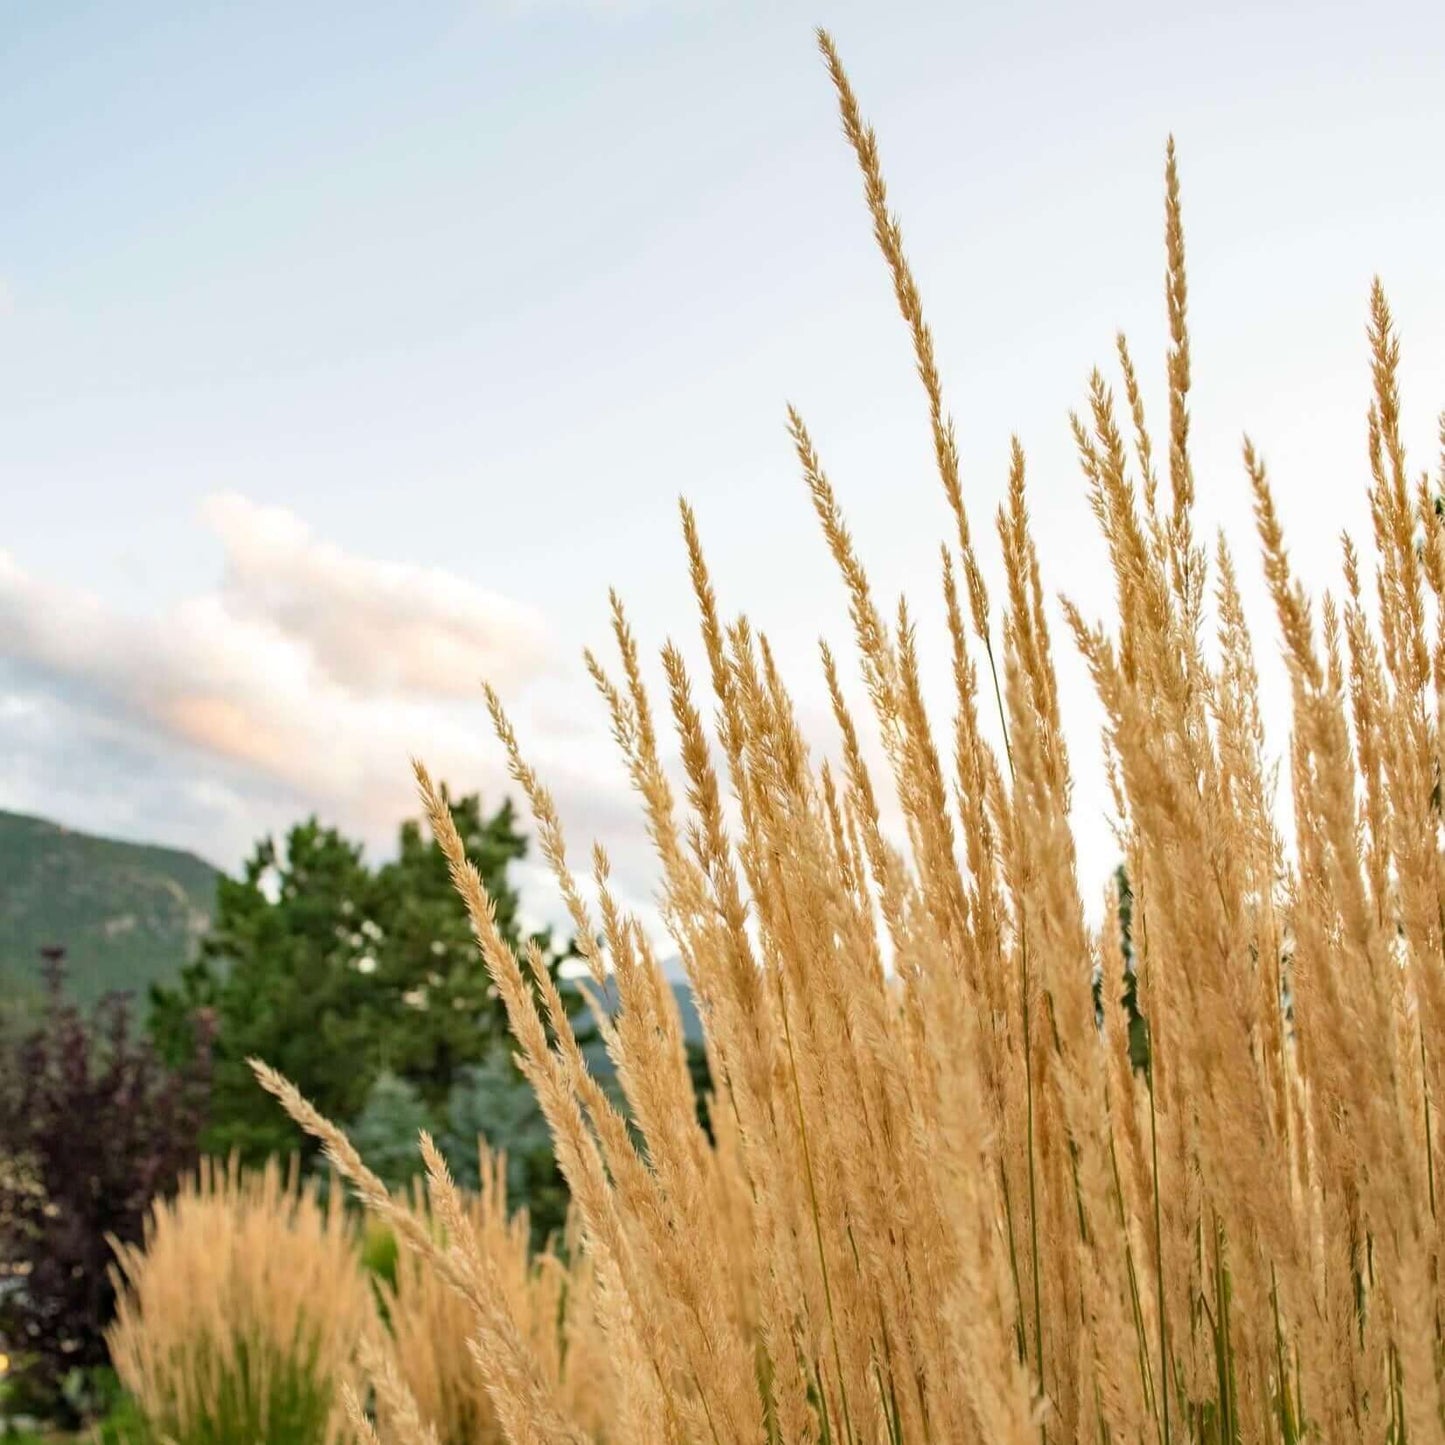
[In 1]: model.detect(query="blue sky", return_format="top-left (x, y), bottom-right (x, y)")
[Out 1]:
top-left (2, 0), bottom-right (1443, 925)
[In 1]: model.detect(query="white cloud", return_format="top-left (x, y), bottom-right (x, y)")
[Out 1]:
top-left (0, 490), bottom-right (977, 948)
top-left (0, 500), bottom-right (651, 920)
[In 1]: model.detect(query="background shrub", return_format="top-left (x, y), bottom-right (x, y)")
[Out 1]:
top-left (0, 952), bottom-right (208, 1427)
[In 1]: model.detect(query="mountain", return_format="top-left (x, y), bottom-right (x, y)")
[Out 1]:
top-left (669, 978), bottom-right (703, 1043)
top-left (660, 955), bottom-right (704, 1042)
top-left (0, 809), bottom-right (219, 1007)
top-left (571, 964), bottom-right (705, 1080)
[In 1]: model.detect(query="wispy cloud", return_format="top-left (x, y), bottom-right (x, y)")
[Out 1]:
top-left (205, 494), bottom-right (552, 700)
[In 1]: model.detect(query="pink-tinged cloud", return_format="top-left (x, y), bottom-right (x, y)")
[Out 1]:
top-left (203, 492), bottom-right (552, 698)
top-left (0, 502), bottom-right (651, 901)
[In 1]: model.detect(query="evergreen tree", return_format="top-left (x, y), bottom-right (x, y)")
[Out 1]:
top-left (151, 788), bottom-right (578, 1164)
top-left (151, 821), bottom-right (376, 1161)
top-left (348, 1070), bottom-right (436, 1193)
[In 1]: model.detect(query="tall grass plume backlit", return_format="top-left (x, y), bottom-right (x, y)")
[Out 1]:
top-left (256, 29), bottom-right (1445, 1444)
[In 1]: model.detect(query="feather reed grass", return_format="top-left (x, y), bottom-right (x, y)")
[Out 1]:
top-left (106, 1156), bottom-right (375, 1445)
top-left (378, 1142), bottom-right (613, 1445)
top-left (256, 28), bottom-right (1445, 1444)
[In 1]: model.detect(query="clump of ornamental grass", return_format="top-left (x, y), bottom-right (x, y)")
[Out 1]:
top-left (258, 27), bottom-right (1445, 1445)
top-left (106, 1156), bottom-right (375, 1445)
top-left (377, 1142), bottom-right (614, 1445)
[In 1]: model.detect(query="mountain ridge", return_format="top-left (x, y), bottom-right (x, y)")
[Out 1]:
top-left (0, 808), bottom-right (220, 1005)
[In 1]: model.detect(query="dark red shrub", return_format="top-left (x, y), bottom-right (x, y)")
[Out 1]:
top-left (0, 950), bottom-right (210, 1424)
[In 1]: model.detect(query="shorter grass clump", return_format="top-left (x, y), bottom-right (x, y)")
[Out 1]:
top-left (377, 1143), bottom-right (613, 1445)
top-left (106, 1156), bottom-right (374, 1445)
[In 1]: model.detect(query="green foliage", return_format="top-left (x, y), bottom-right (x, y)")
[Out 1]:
top-left (93, 1394), bottom-right (150, 1444)
top-left (1115, 864), bottom-right (1151, 1075)
top-left (1090, 864), bottom-right (1150, 1078)
top-left (348, 1071), bottom-right (436, 1194)
top-left (359, 1217), bottom-right (399, 1294)
top-left (149, 822), bottom-right (376, 1163)
top-left (0, 1379), bottom-right (148, 1443)
top-left (347, 1049), bottom-right (580, 1248)
top-left (0, 810), bottom-right (217, 1008)
top-left (152, 1336), bottom-right (337, 1445)
top-left (442, 1052), bottom-right (573, 1247)
top-left (349, 986), bottom-right (711, 1247)
top-left (366, 797), bottom-right (541, 1103)
top-left (150, 788), bottom-right (577, 1166)
top-left (685, 1035), bottom-right (714, 1140)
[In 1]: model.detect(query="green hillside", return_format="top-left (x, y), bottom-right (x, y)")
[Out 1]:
top-left (0, 809), bottom-right (219, 1007)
